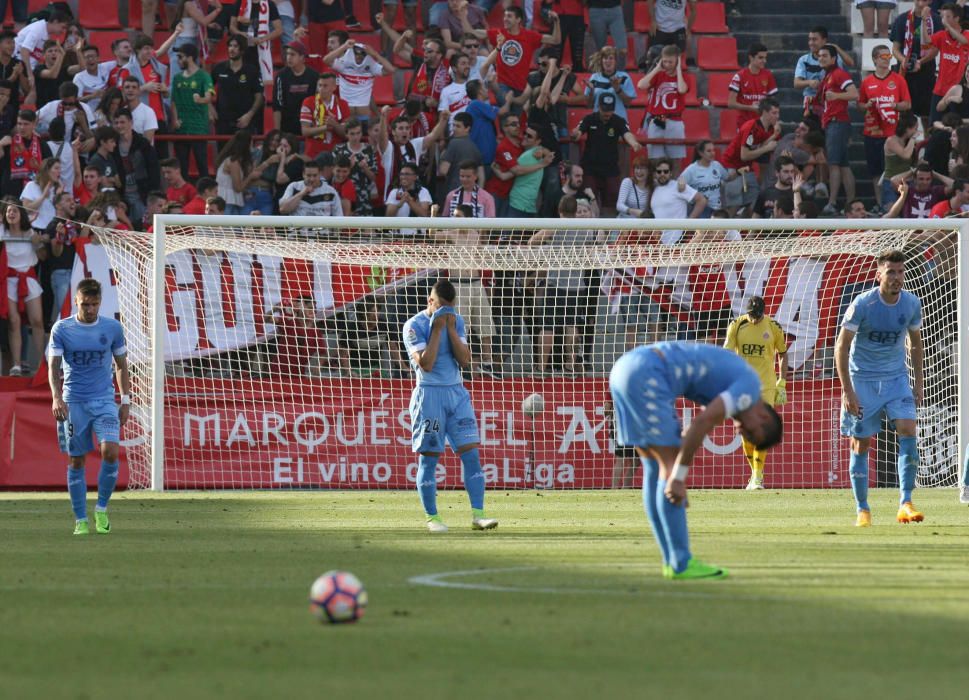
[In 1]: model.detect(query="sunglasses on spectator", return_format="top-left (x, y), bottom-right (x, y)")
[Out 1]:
top-left (655, 168), bottom-right (671, 174)
top-left (464, 43), bottom-right (479, 49)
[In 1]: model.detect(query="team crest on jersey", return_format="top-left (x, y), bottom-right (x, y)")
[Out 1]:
top-left (737, 393), bottom-right (753, 411)
top-left (762, 331), bottom-right (770, 340)
top-left (99, 334), bottom-right (108, 346)
top-left (607, 128), bottom-right (615, 137)
top-left (887, 81), bottom-right (896, 89)
top-left (406, 327), bottom-right (418, 342)
top-left (239, 74), bottom-right (247, 83)
top-left (500, 39), bottom-right (524, 67)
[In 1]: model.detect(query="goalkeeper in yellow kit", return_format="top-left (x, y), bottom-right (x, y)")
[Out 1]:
top-left (724, 296), bottom-right (788, 489)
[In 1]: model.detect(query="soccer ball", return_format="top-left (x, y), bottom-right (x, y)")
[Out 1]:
top-left (309, 570), bottom-right (368, 624)
top-left (521, 392), bottom-right (545, 416)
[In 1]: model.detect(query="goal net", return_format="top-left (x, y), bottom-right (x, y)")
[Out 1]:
top-left (79, 216), bottom-right (965, 491)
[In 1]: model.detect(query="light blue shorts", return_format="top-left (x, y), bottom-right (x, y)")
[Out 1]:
top-left (609, 349), bottom-right (683, 448)
top-left (840, 375), bottom-right (916, 439)
top-left (57, 399), bottom-right (121, 456)
top-left (409, 385), bottom-right (479, 453)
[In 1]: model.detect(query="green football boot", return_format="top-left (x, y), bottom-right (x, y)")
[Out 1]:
top-left (95, 511), bottom-right (111, 534)
top-left (73, 519), bottom-right (90, 536)
top-left (671, 559), bottom-right (728, 580)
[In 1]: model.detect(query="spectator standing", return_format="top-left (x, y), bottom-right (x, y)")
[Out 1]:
top-left (113, 108), bottom-right (160, 225)
top-left (547, 0), bottom-right (586, 70)
top-left (647, 0), bottom-right (695, 54)
top-left (184, 176), bottom-right (219, 214)
top-left (439, 113), bottom-right (484, 194)
top-left (751, 156), bottom-right (797, 219)
top-left (547, 163), bottom-right (600, 218)
top-left (856, 0), bottom-right (896, 39)
top-left (858, 44), bottom-right (911, 213)
top-left (73, 44), bottom-right (110, 111)
top-left (300, 0), bottom-right (346, 58)
top-left (22, 157), bottom-right (62, 232)
top-left (882, 114), bottom-right (920, 209)
top-left (300, 72), bottom-right (350, 158)
top-left (170, 43), bottom-right (213, 179)
top-left (571, 93), bottom-right (644, 211)
top-left (616, 155), bottom-right (652, 218)
top-left (929, 176), bottom-right (969, 217)
top-left (586, 47), bottom-right (636, 122)
top-left (87, 127), bottom-right (124, 191)
top-left (587, 0), bottom-right (627, 65)
top-left (440, 0), bottom-right (488, 53)
top-left (44, 117), bottom-right (79, 194)
top-left (33, 40), bottom-right (71, 108)
top-left (487, 6), bottom-right (560, 106)
top-left (651, 157), bottom-right (707, 244)
top-left (229, 0), bottom-right (283, 85)
top-left (326, 39), bottom-right (395, 121)
top-left (890, 0), bottom-right (938, 127)
top-left (923, 3), bottom-right (969, 123)
top-left (680, 140), bottom-right (729, 216)
top-left (465, 79), bottom-right (507, 167)
top-left (0, 109), bottom-right (51, 198)
top-left (329, 154), bottom-right (356, 215)
top-left (333, 118), bottom-right (378, 216)
top-left (124, 29), bottom-right (185, 146)
top-left (273, 41), bottom-right (319, 136)
top-left (36, 82), bottom-right (95, 141)
top-left (44, 192), bottom-right (81, 324)
top-left (639, 45), bottom-right (689, 167)
top-left (508, 125), bottom-right (556, 217)
top-left (0, 31), bottom-right (27, 126)
top-left (795, 26), bottom-right (855, 120)
top-left (485, 113), bottom-right (524, 216)
top-left (14, 7), bottom-right (67, 71)
top-left (167, 0), bottom-right (224, 67)
top-left (0, 203), bottom-right (45, 374)
top-left (438, 52), bottom-right (473, 131)
top-left (376, 105), bottom-right (448, 200)
top-left (442, 161), bottom-right (496, 218)
top-left (122, 76), bottom-right (160, 142)
top-left (211, 35), bottom-right (265, 135)
top-left (728, 43), bottom-right (779, 126)
top-left (721, 98), bottom-right (782, 216)
top-left (106, 37), bottom-right (133, 89)
top-left (817, 44), bottom-right (859, 215)
top-left (215, 130), bottom-right (256, 214)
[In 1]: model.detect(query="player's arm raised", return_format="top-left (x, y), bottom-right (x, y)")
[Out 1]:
top-left (665, 397), bottom-right (728, 505)
top-left (410, 315), bottom-right (447, 371)
top-left (907, 327), bottom-right (924, 407)
top-left (446, 314), bottom-right (471, 368)
top-left (835, 326), bottom-right (859, 416)
top-left (115, 353), bottom-right (132, 426)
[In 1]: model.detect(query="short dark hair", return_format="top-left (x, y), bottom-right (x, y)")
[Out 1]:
top-left (433, 279), bottom-right (457, 303)
top-left (196, 176), bottom-right (218, 193)
top-left (957, 177), bottom-right (969, 192)
top-left (77, 278), bottom-right (102, 298)
top-left (877, 249), bottom-right (906, 265)
top-left (48, 116), bottom-right (66, 141)
top-left (758, 97), bottom-right (780, 113)
top-left (754, 404), bottom-right (784, 450)
top-left (558, 194), bottom-right (577, 217)
top-left (329, 29), bottom-right (350, 45)
top-left (47, 9), bottom-right (70, 24)
top-left (453, 112), bottom-right (472, 129)
top-left (344, 117), bottom-right (362, 133)
top-left (810, 26), bottom-right (829, 39)
top-left (17, 109), bottom-right (36, 122)
top-left (94, 125), bottom-right (119, 146)
top-left (122, 75), bottom-right (141, 88)
top-left (227, 34), bottom-right (248, 51)
top-left (133, 35), bottom-right (153, 52)
top-left (846, 198), bottom-right (866, 211)
top-left (774, 197), bottom-right (795, 217)
top-left (748, 42), bottom-right (767, 57)
top-left (160, 157), bottom-right (180, 169)
top-left (206, 195), bottom-right (226, 210)
top-left (0, 30), bottom-right (16, 42)
top-left (113, 107), bottom-right (133, 122)
top-left (58, 82), bottom-right (79, 99)
top-left (319, 72), bottom-right (336, 82)
top-left (818, 44), bottom-right (838, 60)
top-left (457, 159), bottom-right (478, 172)
top-left (399, 162), bottom-right (419, 175)
top-left (455, 204), bottom-right (474, 217)
top-left (334, 154), bottom-right (351, 169)
top-left (774, 155), bottom-right (796, 172)
top-left (797, 199), bottom-right (819, 219)
top-left (941, 3), bottom-right (962, 17)
top-left (915, 161), bottom-right (934, 175)
top-left (505, 5), bottom-right (525, 22)
top-left (466, 79), bottom-right (483, 100)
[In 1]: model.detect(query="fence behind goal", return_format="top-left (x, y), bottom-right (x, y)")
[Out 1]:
top-left (85, 216), bottom-right (966, 491)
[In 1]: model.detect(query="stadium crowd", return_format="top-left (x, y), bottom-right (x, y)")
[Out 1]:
top-left (0, 1), bottom-right (965, 378)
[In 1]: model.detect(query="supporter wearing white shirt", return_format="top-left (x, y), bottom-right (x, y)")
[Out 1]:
top-left (679, 140), bottom-right (730, 214)
top-left (15, 12), bottom-right (67, 70)
top-left (122, 75), bottom-right (159, 141)
top-left (438, 52), bottom-right (472, 132)
top-left (279, 162), bottom-right (342, 219)
top-left (385, 163), bottom-right (432, 237)
top-left (73, 45), bottom-right (112, 110)
top-left (324, 39), bottom-right (395, 118)
top-left (21, 158), bottom-right (61, 231)
top-left (650, 157), bottom-right (707, 244)
top-left (376, 106), bottom-right (448, 200)
top-left (36, 85), bottom-right (96, 139)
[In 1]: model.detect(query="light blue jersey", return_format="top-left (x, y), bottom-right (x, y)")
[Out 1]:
top-left (842, 288), bottom-right (921, 381)
top-left (680, 160), bottom-right (727, 210)
top-left (610, 342), bottom-right (762, 447)
top-left (403, 309), bottom-right (467, 386)
top-left (48, 316), bottom-right (127, 403)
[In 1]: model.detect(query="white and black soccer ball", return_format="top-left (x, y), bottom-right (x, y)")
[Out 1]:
top-left (309, 570), bottom-right (368, 624)
top-left (521, 393), bottom-right (545, 416)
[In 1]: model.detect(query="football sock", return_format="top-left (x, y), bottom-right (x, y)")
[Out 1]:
top-left (656, 478), bottom-right (691, 574)
top-left (416, 454), bottom-right (439, 516)
top-left (898, 436), bottom-right (918, 505)
top-left (849, 451), bottom-right (869, 512)
top-left (67, 466), bottom-right (87, 521)
top-left (752, 449), bottom-right (765, 482)
top-left (639, 457), bottom-right (670, 565)
top-left (97, 460), bottom-right (119, 510)
top-left (460, 448), bottom-right (485, 510)
top-left (741, 436), bottom-right (757, 474)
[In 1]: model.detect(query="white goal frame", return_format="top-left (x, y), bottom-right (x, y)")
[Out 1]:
top-left (146, 215), bottom-right (969, 492)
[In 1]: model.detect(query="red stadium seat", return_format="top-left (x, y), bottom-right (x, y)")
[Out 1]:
top-left (87, 31), bottom-right (129, 61)
top-left (689, 3), bottom-right (730, 34)
top-left (354, 33), bottom-right (382, 53)
top-left (682, 109), bottom-right (712, 140)
top-left (208, 38), bottom-right (229, 66)
top-left (696, 36), bottom-right (739, 71)
top-left (633, 3), bottom-right (652, 33)
top-left (567, 108), bottom-right (592, 134)
top-left (627, 108), bottom-right (646, 133)
top-left (706, 72), bottom-right (734, 107)
top-left (683, 70), bottom-right (699, 107)
top-left (80, 1), bottom-right (123, 29)
top-left (373, 74), bottom-right (397, 106)
top-left (718, 109), bottom-right (745, 140)
top-left (350, 0), bottom-right (374, 31)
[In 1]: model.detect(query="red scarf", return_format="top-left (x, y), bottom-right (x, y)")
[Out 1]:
top-left (903, 9), bottom-right (933, 70)
top-left (412, 60), bottom-right (450, 102)
top-left (10, 134), bottom-right (41, 181)
top-left (7, 266), bottom-right (37, 315)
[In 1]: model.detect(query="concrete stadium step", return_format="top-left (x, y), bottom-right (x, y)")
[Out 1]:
top-left (737, 0), bottom-right (842, 13)
top-left (730, 14), bottom-right (847, 34)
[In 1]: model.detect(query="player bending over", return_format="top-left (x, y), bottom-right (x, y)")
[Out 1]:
top-left (724, 295), bottom-right (788, 490)
top-left (403, 279), bottom-right (497, 533)
top-left (609, 342), bottom-right (783, 579)
top-left (48, 279), bottom-right (131, 535)
top-left (836, 249), bottom-right (924, 527)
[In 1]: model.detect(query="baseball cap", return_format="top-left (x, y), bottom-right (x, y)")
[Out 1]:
top-left (746, 296), bottom-right (766, 318)
top-left (600, 93), bottom-right (616, 111)
top-left (286, 40), bottom-right (308, 55)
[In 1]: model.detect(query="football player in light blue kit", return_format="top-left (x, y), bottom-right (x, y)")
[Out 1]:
top-left (48, 279), bottom-right (131, 536)
top-left (403, 279), bottom-right (497, 533)
top-left (610, 342), bottom-right (783, 580)
top-left (836, 249), bottom-right (925, 527)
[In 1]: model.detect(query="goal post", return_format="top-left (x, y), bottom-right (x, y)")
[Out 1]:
top-left (87, 215), bottom-right (967, 492)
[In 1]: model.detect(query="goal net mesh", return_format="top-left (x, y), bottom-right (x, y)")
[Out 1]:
top-left (82, 219), bottom-right (961, 491)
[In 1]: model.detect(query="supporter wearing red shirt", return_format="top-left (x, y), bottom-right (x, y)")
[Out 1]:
top-left (818, 43), bottom-right (858, 214)
top-left (488, 5), bottom-right (560, 99)
top-left (929, 177), bottom-right (969, 217)
top-left (73, 165), bottom-right (100, 207)
top-left (183, 177), bottom-right (218, 215)
top-left (924, 3), bottom-right (969, 120)
top-left (485, 113), bottom-right (525, 217)
top-left (160, 158), bottom-right (198, 206)
top-left (300, 73), bottom-right (351, 158)
top-left (638, 45), bottom-right (690, 160)
top-left (728, 43), bottom-right (779, 126)
top-left (721, 97), bottom-right (781, 214)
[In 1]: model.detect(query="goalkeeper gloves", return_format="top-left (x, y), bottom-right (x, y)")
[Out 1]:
top-left (775, 378), bottom-right (787, 406)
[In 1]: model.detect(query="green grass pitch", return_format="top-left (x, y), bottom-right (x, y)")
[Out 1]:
top-left (2, 489), bottom-right (969, 699)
